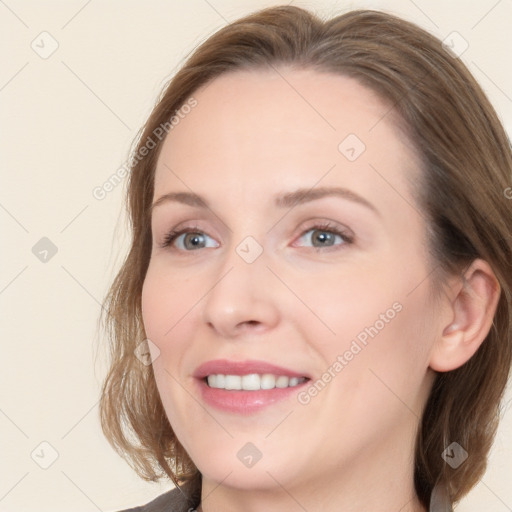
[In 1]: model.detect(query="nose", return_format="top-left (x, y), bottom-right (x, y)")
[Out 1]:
top-left (201, 242), bottom-right (280, 339)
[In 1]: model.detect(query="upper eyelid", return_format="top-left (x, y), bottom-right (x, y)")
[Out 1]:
top-left (163, 221), bottom-right (347, 237)
top-left (162, 221), bottom-right (352, 249)
top-left (151, 207), bottom-right (231, 235)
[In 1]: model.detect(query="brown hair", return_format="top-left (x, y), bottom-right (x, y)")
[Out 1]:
top-left (98, 5), bottom-right (512, 508)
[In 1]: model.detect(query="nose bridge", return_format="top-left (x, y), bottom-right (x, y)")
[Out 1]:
top-left (201, 233), bottom-right (279, 336)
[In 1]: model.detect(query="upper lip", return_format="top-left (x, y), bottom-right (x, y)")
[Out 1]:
top-left (193, 359), bottom-right (311, 379)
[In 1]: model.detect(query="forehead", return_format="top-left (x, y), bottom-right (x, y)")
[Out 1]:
top-left (153, 66), bottom-right (420, 206)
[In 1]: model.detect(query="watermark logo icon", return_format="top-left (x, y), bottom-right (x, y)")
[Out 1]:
top-left (134, 339), bottom-right (160, 366)
top-left (32, 237), bottom-right (58, 263)
top-left (338, 134), bottom-right (366, 161)
top-left (236, 236), bottom-right (263, 264)
top-left (442, 32), bottom-right (469, 58)
top-left (31, 441), bottom-right (59, 469)
top-left (237, 442), bottom-right (263, 468)
top-left (31, 31), bottom-right (59, 59)
top-left (442, 441), bottom-right (468, 469)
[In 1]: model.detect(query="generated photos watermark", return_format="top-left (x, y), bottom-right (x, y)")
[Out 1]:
top-left (92, 96), bottom-right (198, 201)
top-left (297, 301), bottom-right (403, 405)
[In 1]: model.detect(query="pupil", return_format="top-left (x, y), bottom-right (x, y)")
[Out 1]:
top-left (314, 231), bottom-right (333, 246)
top-left (186, 233), bottom-right (204, 248)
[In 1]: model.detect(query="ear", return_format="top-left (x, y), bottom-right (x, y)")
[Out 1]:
top-left (429, 259), bottom-right (501, 372)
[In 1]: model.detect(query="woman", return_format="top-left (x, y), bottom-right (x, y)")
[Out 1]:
top-left (99, 5), bottom-right (512, 511)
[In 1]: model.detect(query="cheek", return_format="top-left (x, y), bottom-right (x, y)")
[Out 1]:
top-left (338, 282), bottom-right (436, 415)
top-left (289, 265), bottom-right (401, 353)
top-left (141, 268), bottom-right (198, 422)
top-left (296, 261), bottom-right (433, 395)
top-left (141, 263), bottom-right (200, 343)
top-left (141, 272), bottom-right (167, 343)
top-left (140, 262), bottom-right (208, 412)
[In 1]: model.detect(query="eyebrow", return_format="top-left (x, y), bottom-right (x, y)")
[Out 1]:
top-left (150, 186), bottom-right (380, 217)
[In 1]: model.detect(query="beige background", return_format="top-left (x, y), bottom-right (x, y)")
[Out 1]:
top-left (1, 1), bottom-right (511, 511)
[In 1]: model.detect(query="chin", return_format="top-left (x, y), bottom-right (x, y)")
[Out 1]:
top-left (195, 452), bottom-right (297, 491)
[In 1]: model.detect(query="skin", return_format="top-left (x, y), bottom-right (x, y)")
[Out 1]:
top-left (141, 67), bottom-right (500, 512)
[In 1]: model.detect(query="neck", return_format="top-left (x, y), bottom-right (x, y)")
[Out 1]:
top-left (196, 478), bottom-right (426, 512)
top-left (195, 418), bottom-right (427, 512)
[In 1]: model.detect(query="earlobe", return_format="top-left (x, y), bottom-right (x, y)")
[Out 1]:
top-left (429, 259), bottom-right (500, 373)
top-left (430, 327), bottom-right (465, 372)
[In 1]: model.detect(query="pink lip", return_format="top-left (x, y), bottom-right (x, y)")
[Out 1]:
top-left (193, 359), bottom-right (311, 415)
top-left (193, 359), bottom-right (310, 379)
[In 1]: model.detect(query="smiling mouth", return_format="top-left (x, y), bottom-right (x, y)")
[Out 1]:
top-left (203, 373), bottom-right (310, 391)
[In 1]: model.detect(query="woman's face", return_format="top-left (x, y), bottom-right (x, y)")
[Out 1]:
top-left (142, 68), bottom-right (440, 495)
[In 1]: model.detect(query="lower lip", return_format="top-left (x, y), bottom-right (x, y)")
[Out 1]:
top-left (196, 378), bottom-right (310, 414)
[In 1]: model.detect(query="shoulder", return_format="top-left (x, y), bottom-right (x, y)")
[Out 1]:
top-left (114, 480), bottom-right (200, 512)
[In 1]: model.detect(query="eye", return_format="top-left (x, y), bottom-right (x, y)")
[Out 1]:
top-left (295, 222), bottom-right (353, 249)
top-left (159, 227), bottom-right (219, 251)
top-left (158, 222), bottom-right (353, 252)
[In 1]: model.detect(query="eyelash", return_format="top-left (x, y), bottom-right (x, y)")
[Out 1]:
top-left (159, 221), bottom-right (354, 251)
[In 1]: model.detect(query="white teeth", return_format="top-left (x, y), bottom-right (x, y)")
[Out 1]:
top-left (206, 373), bottom-right (307, 390)
top-left (225, 375), bottom-right (241, 390)
top-left (275, 375), bottom-right (289, 388)
top-left (242, 374), bottom-right (260, 390)
top-left (260, 374), bottom-right (276, 389)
